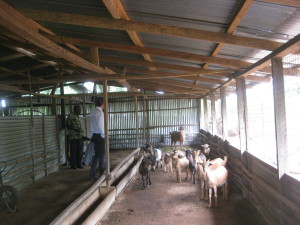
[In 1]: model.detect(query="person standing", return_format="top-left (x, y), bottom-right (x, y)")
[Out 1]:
top-left (89, 97), bottom-right (106, 180)
top-left (67, 105), bottom-right (84, 169)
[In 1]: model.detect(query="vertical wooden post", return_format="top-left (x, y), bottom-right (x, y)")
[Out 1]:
top-left (60, 82), bottom-right (66, 128)
top-left (91, 47), bottom-right (99, 103)
top-left (198, 98), bottom-right (201, 132)
top-left (51, 84), bottom-right (57, 116)
top-left (42, 116), bottom-right (48, 176)
top-left (146, 97), bottom-right (150, 144)
top-left (143, 95), bottom-right (146, 144)
top-left (236, 77), bottom-right (251, 198)
top-left (236, 78), bottom-right (249, 158)
top-left (28, 70), bottom-right (36, 182)
top-left (272, 57), bottom-right (287, 225)
top-left (135, 96), bottom-right (139, 148)
top-left (203, 97), bottom-right (208, 131)
top-left (103, 80), bottom-right (110, 187)
top-left (272, 57), bottom-right (288, 180)
top-left (211, 94), bottom-right (216, 135)
top-left (221, 87), bottom-right (228, 139)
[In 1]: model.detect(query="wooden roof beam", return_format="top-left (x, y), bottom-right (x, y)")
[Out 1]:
top-left (100, 55), bottom-right (236, 74)
top-left (102, 0), bottom-right (156, 71)
top-left (19, 8), bottom-right (283, 51)
top-left (44, 34), bottom-right (251, 69)
top-left (0, 1), bottom-right (137, 90)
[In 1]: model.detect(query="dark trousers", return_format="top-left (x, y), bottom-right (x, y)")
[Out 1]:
top-left (89, 133), bottom-right (105, 178)
top-left (70, 139), bottom-right (83, 169)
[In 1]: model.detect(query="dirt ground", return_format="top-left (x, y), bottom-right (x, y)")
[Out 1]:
top-left (0, 148), bottom-right (268, 225)
top-left (101, 168), bottom-right (268, 225)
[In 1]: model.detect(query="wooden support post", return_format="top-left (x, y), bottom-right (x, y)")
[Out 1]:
top-left (203, 97), bottom-right (208, 131)
top-left (51, 84), bottom-right (57, 116)
top-left (146, 96), bottom-right (150, 144)
top-left (103, 80), bottom-right (110, 187)
top-left (198, 98), bottom-right (201, 133)
top-left (211, 94), bottom-right (216, 135)
top-left (42, 116), bottom-right (48, 176)
top-left (236, 77), bottom-right (251, 198)
top-left (236, 78), bottom-right (249, 157)
top-left (272, 56), bottom-right (287, 225)
top-left (220, 87), bottom-right (228, 139)
top-left (134, 96), bottom-right (139, 148)
top-left (28, 70), bottom-right (36, 182)
top-left (60, 82), bottom-right (66, 128)
top-left (143, 95), bottom-right (146, 145)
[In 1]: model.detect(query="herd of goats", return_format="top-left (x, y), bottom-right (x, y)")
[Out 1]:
top-left (138, 142), bottom-right (228, 208)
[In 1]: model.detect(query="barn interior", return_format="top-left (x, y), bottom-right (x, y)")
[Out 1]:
top-left (0, 0), bottom-right (299, 225)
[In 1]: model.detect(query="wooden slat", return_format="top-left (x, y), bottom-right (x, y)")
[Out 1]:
top-left (20, 8), bottom-right (283, 51)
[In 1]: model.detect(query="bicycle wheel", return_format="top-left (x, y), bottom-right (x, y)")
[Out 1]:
top-left (0, 185), bottom-right (18, 213)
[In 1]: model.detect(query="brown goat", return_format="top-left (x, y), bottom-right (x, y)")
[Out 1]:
top-left (170, 127), bottom-right (185, 148)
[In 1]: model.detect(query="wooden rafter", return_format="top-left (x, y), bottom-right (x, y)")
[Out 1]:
top-left (99, 55), bottom-right (236, 74)
top-left (197, 0), bottom-right (254, 87)
top-left (0, 1), bottom-right (138, 91)
top-left (44, 34), bottom-right (251, 69)
top-left (102, 0), bottom-right (156, 71)
top-left (151, 79), bottom-right (215, 91)
top-left (129, 80), bottom-right (206, 95)
top-left (19, 8), bottom-right (283, 51)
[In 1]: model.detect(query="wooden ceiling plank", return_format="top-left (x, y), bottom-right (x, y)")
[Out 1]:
top-left (19, 8), bottom-right (283, 51)
top-left (45, 34), bottom-right (251, 69)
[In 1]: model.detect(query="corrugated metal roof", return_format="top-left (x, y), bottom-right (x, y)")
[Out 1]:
top-left (0, 0), bottom-right (299, 97)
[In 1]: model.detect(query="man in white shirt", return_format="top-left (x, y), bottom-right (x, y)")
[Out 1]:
top-left (89, 97), bottom-right (105, 180)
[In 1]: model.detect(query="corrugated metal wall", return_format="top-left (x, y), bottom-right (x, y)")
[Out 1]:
top-left (104, 97), bottom-right (201, 149)
top-left (0, 116), bottom-right (60, 191)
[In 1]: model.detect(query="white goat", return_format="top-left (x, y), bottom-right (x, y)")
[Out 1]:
top-left (203, 158), bottom-right (228, 207)
top-left (197, 155), bottom-right (228, 200)
top-left (172, 151), bottom-right (192, 183)
top-left (163, 152), bottom-right (173, 173)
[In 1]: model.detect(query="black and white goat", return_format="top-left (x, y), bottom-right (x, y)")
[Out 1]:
top-left (139, 155), bottom-right (156, 189)
top-left (143, 144), bottom-right (162, 171)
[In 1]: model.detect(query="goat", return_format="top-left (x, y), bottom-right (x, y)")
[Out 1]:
top-left (172, 151), bottom-right (192, 183)
top-left (203, 158), bottom-right (228, 207)
top-left (197, 155), bottom-right (228, 200)
top-left (170, 127), bottom-right (185, 148)
top-left (186, 149), bottom-right (197, 184)
top-left (163, 152), bottom-right (173, 173)
top-left (139, 155), bottom-right (156, 189)
top-left (143, 144), bottom-right (162, 171)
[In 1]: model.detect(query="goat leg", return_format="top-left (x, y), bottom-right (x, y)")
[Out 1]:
top-left (208, 188), bottom-right (212, 208)
top-left (148, 172), bottom-right (151, 186)
top-left (142, 175), bottom-right (146, 189)
top-left (214, 186), bottom-right (218, 207)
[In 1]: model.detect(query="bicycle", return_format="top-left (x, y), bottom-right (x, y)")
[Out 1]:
top-left (0, 160), bottom-right (18, 213)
